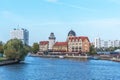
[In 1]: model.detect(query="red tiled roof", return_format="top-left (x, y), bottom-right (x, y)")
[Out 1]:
top-left (69, 36), bottom-right (90, 42)
top-left (54, 42), bottom-right (68, 46)
top-left (40, 41), bottom-right (49, 45)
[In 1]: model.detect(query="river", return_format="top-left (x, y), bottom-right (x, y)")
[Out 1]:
top-left (0, 57), bottom-right (120, 80)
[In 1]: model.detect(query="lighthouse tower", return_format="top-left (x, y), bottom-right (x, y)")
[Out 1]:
top-left (48, 32), bottom-right (56, 51)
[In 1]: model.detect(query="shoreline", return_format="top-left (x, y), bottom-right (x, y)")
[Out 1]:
top-left (0, 60), bottom-right (20, 66)
top-left (30, 54), bottom-right (120, 62)
top-left (30, 54), bottom-right (90, 58)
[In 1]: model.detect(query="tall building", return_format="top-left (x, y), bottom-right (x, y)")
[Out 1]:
top-left (108, 40), bottom-right (114, 48)
top-left (101, 40), bottom-right (105, 48)
top-left (94, 37), bottom-right (120, 48)
top-left (10, 28), bottom-right (29, 45)
top-left (104, 41), bottom-right (108, 48)
top-left (94, 37), bottom-right (101, 48)
top-left (48, 32), bottom-right (56, 50)
top-left (114, 40), bottom-right (120, 47)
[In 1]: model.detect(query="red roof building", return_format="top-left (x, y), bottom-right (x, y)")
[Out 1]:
top-left (53, 42), bottom-right (68, 52)
top-left (68, 36), bottom-right (89, 42)
top-left (40, 41), bottom-right (49, 45)
top-left (39, 41), bottom-right (49, 52)
top-left (68, 36), bottom-right (90, 53)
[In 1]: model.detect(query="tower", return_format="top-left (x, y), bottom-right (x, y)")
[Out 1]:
top-left (48, 32), bottom-right (56, 50)
top-left (10, 28), bottom-right (29, 45)
top-left (94, 37), bottom-right (101, 48)
top-left (67, 30), bottom-right (76, 41)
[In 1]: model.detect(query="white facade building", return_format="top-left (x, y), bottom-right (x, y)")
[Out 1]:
top-left (10, 28), bottom-right (29, 45)
top-left (113, 40), bottom-right (120, 47)
top-left (94, 37), bottom-right (120, 48)
top-left (108, 40), bottom-right (114, 48)
top-left (101, 40), bottom-right (105, 48)
top-left (48, 32), bottom-right (56, 50)
top-left (94, 37), bottom-right (101, 48)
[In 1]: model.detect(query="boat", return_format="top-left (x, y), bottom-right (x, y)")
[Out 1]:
top-left (59, 56), bottom-right (64, 59)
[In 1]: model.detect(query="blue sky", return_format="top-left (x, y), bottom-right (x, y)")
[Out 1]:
top-left (0, 0), bottom-right (120, 45)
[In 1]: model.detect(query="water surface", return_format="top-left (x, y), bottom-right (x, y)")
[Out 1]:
top-left (0, 57), bottom-right (120, 80)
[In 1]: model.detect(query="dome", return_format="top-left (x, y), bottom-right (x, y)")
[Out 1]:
top-left (68, 30), bottom-right (76, 36)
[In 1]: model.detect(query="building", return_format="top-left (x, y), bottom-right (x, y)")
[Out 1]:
top-left (48, 32), bottom-right (56, 50)
top-left (94, 37), bottom-right (101, 48)
top-left (101, 40), bottom-right (105, 48)
top-left (39, 30), bottom-right (90, 53)
top-left (108, 40), bottom-right (114, 48)
top-left (10, 28), bottom-right (29, 45)
top-left (68, 36), bottom-right (90, 53)
top-left (104, 41), bottom-right (108, 48)
top-left (39, 41), bottom-right (49, 52)
top-left (94, 37), bottom-right (120, 48)
top-left (67, 30), bottom-right (76, 41)
top-left (67, 30), bottom-right (90, 53)
top-left (53, 42), bottom-right (68, 52)
top-left (39, 32), bottom-right (56, 52)
top-left (113, 40), bottom-right (120, 47)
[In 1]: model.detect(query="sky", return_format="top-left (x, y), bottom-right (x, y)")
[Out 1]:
top-left (0, 0), bottom-right (120, 45)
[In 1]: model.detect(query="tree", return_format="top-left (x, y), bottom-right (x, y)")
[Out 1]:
top-left (0, 41), bottom-right (4, 54)
top-left (89, 45), bottom-right (97, 55)
top-left (32, 42), bottom-right (39, 54)
top-left (4, 39), bottom-right (30, 61)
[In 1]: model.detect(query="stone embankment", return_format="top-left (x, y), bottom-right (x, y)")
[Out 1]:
top-left (0, 60), bottom-right (20, 66)
top-left (29, 53), bottom-right (90, 59)
top-left (30, 53), bottom-right (120, 62)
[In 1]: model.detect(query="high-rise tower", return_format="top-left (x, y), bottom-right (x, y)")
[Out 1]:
top-left (10, 28), bottom-right (29, 45)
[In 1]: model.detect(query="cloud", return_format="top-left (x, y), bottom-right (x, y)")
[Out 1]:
top-left (45, 0), bottom-right (58, 3)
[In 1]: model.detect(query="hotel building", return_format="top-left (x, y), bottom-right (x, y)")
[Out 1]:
top-left (10, 28), bottom-right (29, 45)
top-left (39, 30), bottom-right (90, 53)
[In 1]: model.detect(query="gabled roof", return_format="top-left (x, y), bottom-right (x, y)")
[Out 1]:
top-left (54, 42), bottom-right (68, 46)
top-left (40, 41), bottom-right (49, 45)
top-left (69, 36), bottom-right (90, 42)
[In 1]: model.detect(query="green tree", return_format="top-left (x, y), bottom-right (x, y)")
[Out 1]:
top-left (0, 41), bottom-right (4, 57)
top-left (4, 39), bottom-right (30, 61)
top-left (32, 43), bottom-right (39, 54)
top-left (89, 45), bottom-right (97, 55)
top-left (0, 41), bottom-right (4, 54)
